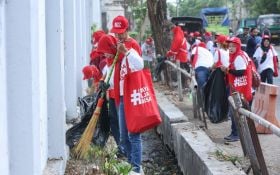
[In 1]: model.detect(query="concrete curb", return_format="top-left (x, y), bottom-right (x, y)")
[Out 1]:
top-left (155, 90), bottom-right (246, 175)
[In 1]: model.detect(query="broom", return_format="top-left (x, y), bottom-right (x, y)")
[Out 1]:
top-left (74, 52), bottom-right (119, 158)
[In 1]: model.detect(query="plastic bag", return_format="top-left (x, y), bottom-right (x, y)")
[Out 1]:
top-left (66, 90), bottom-right (110, 148)
top-left (204, 68), bottom-right (228, 123)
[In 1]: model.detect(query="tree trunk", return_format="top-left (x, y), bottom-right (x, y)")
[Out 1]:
top-left (147, 0), bottom-right (173, 87)
top-left (147, 0), bottom-right (172, 56)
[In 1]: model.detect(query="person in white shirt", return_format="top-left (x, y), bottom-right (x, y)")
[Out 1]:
top-left (253, 35), bottom-right (277, 84)
top-left (213, 34), bottom-right (229, 68)
top-left (141, 37), bottom-right (156, 76)
top-left (205, 31), bottom-right (215, 55)
top-left (191, 42), bottom-right (214, 88)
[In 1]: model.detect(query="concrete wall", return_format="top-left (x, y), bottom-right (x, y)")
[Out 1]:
top-left (0, 2), bottom-right (9, 175)
top-left (92, 0), bottom-right (102, 28)
top-left (46, 0), bottom-right (67, 159)
top-left (64, 0), bottom-right (78, 120)
top-left (5, 0), bottom-right (48, 174)
top-left (1, 0), bottom-right (100, 174)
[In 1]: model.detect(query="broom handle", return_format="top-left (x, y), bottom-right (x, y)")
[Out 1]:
top-left (100, 52), bottom-right (119, 98)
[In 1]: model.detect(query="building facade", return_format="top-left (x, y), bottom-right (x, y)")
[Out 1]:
top-left (0, 0), bottom-right (101, 174)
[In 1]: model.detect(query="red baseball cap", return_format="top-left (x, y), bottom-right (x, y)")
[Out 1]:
top-left (90, 50), bottom-right (100, 60)
top-left (110, 16), bottom-right (129, 34)
top-left (82, 65), bottom-right (100, 80)
top-left (92, 30), bottom-right (106, 44)
top-left (205, 31), bottom-right (212, 37)
top-left (82, 65), bottom-right (93, 80)
top-left (145, 37), bottom-right (153, 45)
top-left (194, 31), bottom-right (200, 37)
top-left (198, 42), bottom-right (206, 48)
top-left (216, 35), bottom-right (228, 43)
top-left (226, 37), bottom-right (241, 45)
top-left (96, 35), bottom-right (117, 55)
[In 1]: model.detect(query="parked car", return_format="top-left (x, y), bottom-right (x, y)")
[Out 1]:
top-left (257, 14), bottom-right (280, 45)
top-left (171, 16), bottom-right (203, 33)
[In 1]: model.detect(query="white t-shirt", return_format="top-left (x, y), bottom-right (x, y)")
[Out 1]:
top-left (253, 46), bottom-right (277, 73)
top-left (120, 48), bottom-right (144, 95)
top-left (191, 46), bottom-right (214, 69)
top-left (213, 49), bottom-right (230, 67)
top-left (104, 65), bottom-right (115, 90)
top-left (233, 55), bottom-right (247, 70)
top-left (141, 43), bottom-right (155, 62)
top-left (206, 40), bottom-right (215, 55)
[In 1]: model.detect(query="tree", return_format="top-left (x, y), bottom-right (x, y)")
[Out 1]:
top-left (245, 0), bottom-right (280, 16)
top-left (147, 0), bottom-right (172, 55)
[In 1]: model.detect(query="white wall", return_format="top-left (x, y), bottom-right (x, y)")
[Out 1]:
top-left (64, 0), bottom-right (78, 120)
top-left (32, 0), bottom-right (48, 170)
top-left (5, 0), bottom-right (48, 174)
top-left (0, 2), bottom-right (9, 175)
top-left (46, 0), bottom-right (67, 159)
top-left (1, 0), bottom-right (101, 174)
top-left (75, 0), bottom-right (83, 97)
top-left (92, 0), bottom-right (102, 28)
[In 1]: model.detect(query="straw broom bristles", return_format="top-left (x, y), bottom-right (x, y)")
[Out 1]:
top-left (74, 97), bottom-right (105, 158)
top-left (73, 52), bottom-right (119, 158)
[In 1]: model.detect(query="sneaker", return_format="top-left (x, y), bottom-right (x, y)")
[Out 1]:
top-left (225, 134), bottom-right (240, 142)
top-left (116, 151), bottom-right (127, 160)
top-left (224, 133), bottom-right (233, 140)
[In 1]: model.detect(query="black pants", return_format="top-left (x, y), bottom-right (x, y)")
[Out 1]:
top-left (180, 62), bottom-right (190, 88)
top-left (260, 68), bottom-right (273, 84)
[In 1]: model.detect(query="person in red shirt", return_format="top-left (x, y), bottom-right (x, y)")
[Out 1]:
top-left (220, 37), bottom-right (252, 142)
top-left (110, 15), bottom-right (143, 175)
top-left (166, 25), bottom-right (189, 88)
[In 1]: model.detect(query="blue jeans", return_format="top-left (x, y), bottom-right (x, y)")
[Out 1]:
top-left (118, 97), bottom-right (142, 173)
top-left (195, 66), bottom-right (210, 88)
top-left (229, 105), bottom-right (238, 136)
top-left (230, 97), bottom-right (253, 137)
top-left (109, 98), bottom-right (120, 148)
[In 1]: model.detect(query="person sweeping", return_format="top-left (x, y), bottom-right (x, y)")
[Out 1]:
top-left (74, 35), bottom-right (119, 158)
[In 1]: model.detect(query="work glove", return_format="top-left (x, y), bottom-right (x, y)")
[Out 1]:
top-left (98, 80), bottom-right (110, 92)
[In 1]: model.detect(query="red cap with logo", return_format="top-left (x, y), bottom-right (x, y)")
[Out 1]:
top-left (96, 35), bottom-right (117, 55)
top-left (110, 16), bottom-right (129, 34)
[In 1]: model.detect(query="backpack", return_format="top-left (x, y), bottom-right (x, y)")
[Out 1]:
top-left (249, 57), bottom-right (261, 88)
